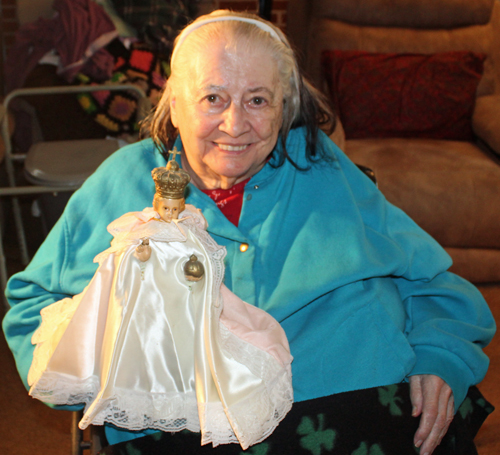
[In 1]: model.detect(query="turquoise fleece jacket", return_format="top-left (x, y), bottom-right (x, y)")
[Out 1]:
top-left (3, 127), bottom-right (495, 445)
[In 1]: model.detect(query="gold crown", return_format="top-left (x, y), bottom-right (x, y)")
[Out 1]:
top-left (152, 160), bottom-right (191, 200)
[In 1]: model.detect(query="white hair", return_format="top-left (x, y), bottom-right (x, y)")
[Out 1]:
top-left (148, 10), bottom-right (301, 146)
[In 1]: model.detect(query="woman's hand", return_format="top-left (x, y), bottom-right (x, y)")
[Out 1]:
top-left (409, 374), bottom-right (454, 455)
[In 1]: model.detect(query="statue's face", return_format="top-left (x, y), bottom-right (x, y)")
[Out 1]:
top-left (154, 198), bottom-right (185, 223)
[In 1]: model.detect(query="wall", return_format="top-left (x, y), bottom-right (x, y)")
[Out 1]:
top-left (1, 0), bottom-right (55, 48)
top-left (0, 0), bottom-right (18, 94)
top-left (1, 0), bottom-right (288, 52)
top-left (1, 0), bottom-right (19, 50)
top-left (17, 0), bottom-right (53, 23)
top-left (210, 0), bottom-right (289, 29)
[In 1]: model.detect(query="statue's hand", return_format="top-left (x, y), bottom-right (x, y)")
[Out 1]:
top-left (135, 240), bottom-right (152, 262)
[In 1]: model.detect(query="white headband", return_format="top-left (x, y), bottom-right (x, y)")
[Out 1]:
top-left (171, 16), bottom-right (284, 65)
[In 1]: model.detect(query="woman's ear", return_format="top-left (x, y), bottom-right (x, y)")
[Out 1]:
top-left (170, 95), bottom-right (178, 128)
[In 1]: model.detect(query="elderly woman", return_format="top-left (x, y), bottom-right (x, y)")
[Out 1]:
top-left (3, 9), bottom-right (495, 455)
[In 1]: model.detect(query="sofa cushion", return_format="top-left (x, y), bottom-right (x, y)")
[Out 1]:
top-left (322, 50), bottom-right (486, 141)
top-left (473, 94), bottom-right (500, 157)
top-left (445, 247), bottom-right (500, 284)
top-left (343, 137), bottom-right (500, 250)
top-left (313, 0), bottom-right (495, 28)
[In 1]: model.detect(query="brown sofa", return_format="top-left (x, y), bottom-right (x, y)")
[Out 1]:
top-left (287, 0), bottom-right (500, 283)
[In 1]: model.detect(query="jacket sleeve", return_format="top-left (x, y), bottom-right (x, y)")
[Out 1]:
top-left (329, 138), bottom-right (496, 410)
top-left (2, 216), bottom-right (83, 393)
top-left (396, 271), bottom-right (495, 411)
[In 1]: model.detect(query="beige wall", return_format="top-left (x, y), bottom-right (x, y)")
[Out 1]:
top-left (17, 0), bottom-right (54, 24)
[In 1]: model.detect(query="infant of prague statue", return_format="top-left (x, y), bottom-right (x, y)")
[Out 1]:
top-left (27, 154), bottom-right (293, 450)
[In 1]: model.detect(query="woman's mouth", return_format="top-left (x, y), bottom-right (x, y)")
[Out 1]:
top-left (216, 143), bottom-right (249, 152)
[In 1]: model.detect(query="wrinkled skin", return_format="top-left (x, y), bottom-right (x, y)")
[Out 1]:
top-left (410, 374), bottom-right (454, 455)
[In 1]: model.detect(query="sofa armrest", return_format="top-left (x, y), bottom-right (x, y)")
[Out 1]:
top-left (472, 94), bottom-right (500, 156)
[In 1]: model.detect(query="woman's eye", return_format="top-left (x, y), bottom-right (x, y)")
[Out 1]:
top-left (206, 94), bottom-right (219, 103)
top-left (201, 94), bottom-right (226, 111)
top-left (250, 96), bottom-right (267, 107)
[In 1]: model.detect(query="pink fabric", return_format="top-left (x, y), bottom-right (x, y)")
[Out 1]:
top-left (219, 285), bottom-right (292, 368)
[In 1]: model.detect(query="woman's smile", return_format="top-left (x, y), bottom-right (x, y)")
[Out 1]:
top-left (215, 143), bottom-right (249, 152)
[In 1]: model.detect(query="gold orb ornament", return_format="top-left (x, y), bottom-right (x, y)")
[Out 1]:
top-left (184, 254), bottom-right (205, 282)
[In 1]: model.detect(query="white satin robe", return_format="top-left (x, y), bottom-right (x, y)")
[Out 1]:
top-left (28, 205), bottom-right (293, 449)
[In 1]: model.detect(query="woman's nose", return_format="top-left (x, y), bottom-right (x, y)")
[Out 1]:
top-left (219, 103), bottom-right (249, 136)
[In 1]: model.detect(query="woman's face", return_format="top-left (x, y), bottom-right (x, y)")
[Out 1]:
top-left (170, 38), bottom-right (283, 190)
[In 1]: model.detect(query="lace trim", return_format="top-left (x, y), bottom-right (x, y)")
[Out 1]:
top-left (217, 322), bottom-right (294, 449)
top-left (222, 367), bottom-right (293, 449)
top-left (80, 388), bottom-right (202, 432)
top-left (29, 372), bottom-right (99, 406)
top-left (29, 366), bottom-right (291, 450)
top-left (183, 215), bottom-right (226, 310)
top-left (30, 374), bottom-right (202, 432)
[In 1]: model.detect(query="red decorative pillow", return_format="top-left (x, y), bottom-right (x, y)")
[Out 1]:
top-left (321, 50), bottom-right (486, 140)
